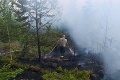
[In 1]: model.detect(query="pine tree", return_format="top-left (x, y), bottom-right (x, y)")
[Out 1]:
top-left (13, 0), bottom-right (29, 28)
top-left (0, 0), bottom-right (17, 61)
top-left (14, 0), bottom-right (59, 62)
top-left (28, 0), bottom-right (59, 62)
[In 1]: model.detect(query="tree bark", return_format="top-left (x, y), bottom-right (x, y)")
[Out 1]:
top-left (35, 0), bottom-right (41, 63)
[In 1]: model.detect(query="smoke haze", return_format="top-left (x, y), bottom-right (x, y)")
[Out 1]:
top-left (58, 0), bottom-right (120, 79)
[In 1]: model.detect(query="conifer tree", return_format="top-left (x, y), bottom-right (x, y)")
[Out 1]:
top-left (14, 0), bottom-right (59, 62)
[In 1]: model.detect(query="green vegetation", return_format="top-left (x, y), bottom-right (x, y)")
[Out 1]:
top-left (0, 63), bottom-right (23, 80)
top-left (0, 56), bottom-right (91, 80)
top-left (42, 67), bottom-right (91, 80)
top-left (0, 68), bottom-right (23, 80)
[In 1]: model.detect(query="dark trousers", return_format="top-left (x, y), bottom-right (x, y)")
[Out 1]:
top-left (59, 46), bottom-right (65, 56)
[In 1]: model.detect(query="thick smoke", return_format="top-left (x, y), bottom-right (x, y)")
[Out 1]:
top-left (58, 0), bottom-right (120, 79)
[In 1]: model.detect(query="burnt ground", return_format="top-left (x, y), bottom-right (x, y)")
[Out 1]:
top-left (42, 54), bottom-right (104, 80)
top-left (15, 46), bottom-right (105, 80)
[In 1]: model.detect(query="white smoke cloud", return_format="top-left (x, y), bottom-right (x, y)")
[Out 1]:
top-left (58, 0), bottom-right (120, 79)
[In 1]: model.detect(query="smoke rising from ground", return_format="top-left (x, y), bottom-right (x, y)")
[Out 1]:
top-left (58, 0), bottom-right (120, 79)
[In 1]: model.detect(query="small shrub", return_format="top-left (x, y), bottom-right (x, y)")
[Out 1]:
top-left (8, 60), bottom-right (25, 70)
top-left (0, 68), bottom-right (23, 80)
top-left (42, 67), bottom-right (91, 80)
top-left (0, 55), bottom-right (10, 66)
top-left (20, 46), bottom-right (38, 60)
top-left (41, 46), bottom-right (52, 54)
top-left (0, 42), bottom-right (7, 49)
top-left (28, 66), bottom-right (41, 73)
top-left (0, 64), bottom-right (23, 80)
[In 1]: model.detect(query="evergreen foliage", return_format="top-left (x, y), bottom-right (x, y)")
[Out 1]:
top-left (0, 64), bottom-right (23, 80)
top-left (42, 67), bottom-right (91, 80)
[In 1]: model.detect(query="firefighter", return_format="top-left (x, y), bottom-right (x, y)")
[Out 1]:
top-left (58, 34), bottom-right (68, 58)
